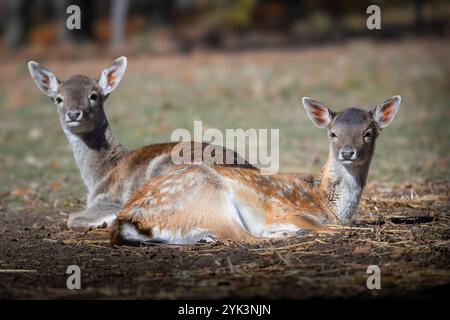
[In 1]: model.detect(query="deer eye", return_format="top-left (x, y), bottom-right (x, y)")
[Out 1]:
top-left (89, 92), bottom-right (98, 101)
top-left (363, 129), bottom-right (372, 142)
top-left (55, 96), bottom-right (63, 104)
top-left (330, 132), bottom-right (337, 138)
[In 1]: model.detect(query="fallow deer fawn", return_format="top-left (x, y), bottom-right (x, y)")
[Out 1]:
top-left (28, 57), bottom-right (252, 230)
top-left (111, 96), bottom-right (401, 245)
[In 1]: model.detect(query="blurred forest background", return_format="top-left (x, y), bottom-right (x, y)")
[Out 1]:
top-left (1, 0), bottom-right (449, 54)
top-left (0, 0), bottom-right (449, 198)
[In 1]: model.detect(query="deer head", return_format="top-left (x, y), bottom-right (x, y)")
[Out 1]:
top-left (302, 96), bottom-right (401, 168)
top-left (28, 57), bottom-right (127, 135)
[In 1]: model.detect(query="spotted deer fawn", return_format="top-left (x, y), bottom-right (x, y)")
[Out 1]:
top-left (111, 96), bottom-right (401, 245)
top-left (28, 57), bottom-right (252, 230)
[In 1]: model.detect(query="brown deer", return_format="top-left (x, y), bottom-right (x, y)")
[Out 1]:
top-left (28, 57), bottom-right (253, 230)
top-left (110, 96), bottom-right (401, 245)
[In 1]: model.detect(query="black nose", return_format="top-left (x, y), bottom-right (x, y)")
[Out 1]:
top-left (67, 110), bottom-right (82, 121)
top-left (340, 146), bottom-right (355, 160)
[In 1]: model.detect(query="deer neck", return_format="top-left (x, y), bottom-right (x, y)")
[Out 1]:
top-left (317, 151), bottom-right (371, 223)
top-left (62, 120), bottom-right (127, 194)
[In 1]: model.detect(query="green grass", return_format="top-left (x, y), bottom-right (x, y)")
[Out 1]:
top-left (0, 38), bottom-right (449, 200)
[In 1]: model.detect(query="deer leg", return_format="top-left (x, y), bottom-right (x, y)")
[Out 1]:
top-left (67, 204), bottom-right (120, 231)
top-left (287, 213), bottom-right (336, 234)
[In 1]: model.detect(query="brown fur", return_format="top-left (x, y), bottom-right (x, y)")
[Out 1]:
top-left (111, 165), bottom-right (257, 245)
top-left (103, 142), bottom-right (254, 197)
top-left (110, 96), bottom-right (401, 245)
top-left (28, 58), bottom-right (258, 231)
top-left (110, 165), bottom-right (334, 244)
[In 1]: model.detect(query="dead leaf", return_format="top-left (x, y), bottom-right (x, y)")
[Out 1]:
top-left (49, 181), bottom-right (62, 190)
top-left (10, 188), bottom-right (34, 196)
top-left (48, 160), bottom-right (61, 169)
top-left (352, 246), bottom-right (371, 255)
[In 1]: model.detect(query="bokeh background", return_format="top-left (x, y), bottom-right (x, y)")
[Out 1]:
top-left (0, 0), bottom-right (449, 200)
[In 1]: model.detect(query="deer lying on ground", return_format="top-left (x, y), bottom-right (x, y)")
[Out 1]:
top-left (111, 96), bottom-right (401, 245)
top-left (28, 57), bottom-right (252, 230)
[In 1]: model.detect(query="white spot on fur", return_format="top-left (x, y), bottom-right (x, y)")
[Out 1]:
top-left (276, 190), bottom-right (285, 197)
top-left (175, 167), bottom-right (187, 174)
top-left (160, 179), bottom-right (173, 187)
top-left (186, 172), bottom-right (194, 179)
top-left (160, 186), bottom-right (172, 194)
top-left (146, 196), bottom-right (157, 206)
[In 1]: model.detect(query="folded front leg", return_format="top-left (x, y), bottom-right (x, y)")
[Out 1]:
top-left (67, 203), bottom-right (120, 231)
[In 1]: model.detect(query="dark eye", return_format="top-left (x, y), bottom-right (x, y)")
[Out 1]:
top-left (89, 93), bottom-right (98, 101)
top-left (330, 132), bottom-right (337, 138)
top-left (55, 96), bottom-right (63, 104)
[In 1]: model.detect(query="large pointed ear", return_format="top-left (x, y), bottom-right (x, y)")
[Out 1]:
top-left (372, 95), bottom-right (401, 130)
top-left (98, 56), bottom-right (127, 96)
top-left (28, 61), bottom-right (60, 98)
top-left (302, 97), bottom-right (334, 128)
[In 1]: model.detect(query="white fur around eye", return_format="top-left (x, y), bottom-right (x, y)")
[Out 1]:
top-left (89, 92), bottom-right (99, 106)
top-left (363, 129), bottom-right (373, 143)
top-left (55, 95), bottom-right (63, 105)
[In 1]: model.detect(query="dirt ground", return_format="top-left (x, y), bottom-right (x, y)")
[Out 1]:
top-left (0, 179), bottom-right (448, 299)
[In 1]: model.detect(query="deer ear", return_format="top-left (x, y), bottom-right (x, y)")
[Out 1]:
top-left (373, 95), bottom-right (401, 129)
top-left (98, 56), bottom-right (127, 95)
top-left (302, 97), bottom-right (334, 128)
top-left (28, 61), bottom-right (60, 98)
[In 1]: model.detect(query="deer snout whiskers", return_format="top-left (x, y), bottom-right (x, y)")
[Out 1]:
top-left (65, 109), bottom-right (83, 124)
top-left (339, 145), bottom-right (357, 162)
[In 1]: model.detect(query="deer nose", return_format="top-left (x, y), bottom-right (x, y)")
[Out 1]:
top-left (340, 145), bottom-right (356, 160)
top-left (66, 110), bottom-right (82, 121)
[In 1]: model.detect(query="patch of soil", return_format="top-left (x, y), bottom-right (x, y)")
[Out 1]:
top-left (0, 180), bottom-right (449, 299)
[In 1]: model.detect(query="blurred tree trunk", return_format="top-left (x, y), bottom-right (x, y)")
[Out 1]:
top-left (152, 0), bottom-right (174, 26)
top-left (285, 0), bottom-right (304, 29)
top-left (111, 0), bottom-right (129, 49)
top-left (56, 0), bottom-right (70, 43)
top-left (5, 0), bottom-right (28, 49)
top-left (414, 0), bottom-right (424, 33)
